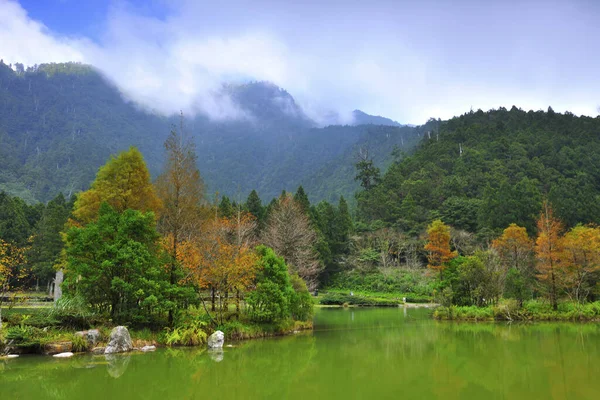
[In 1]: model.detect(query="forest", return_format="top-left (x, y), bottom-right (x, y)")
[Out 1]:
top-left (3, 100), bottom-right (600, 355)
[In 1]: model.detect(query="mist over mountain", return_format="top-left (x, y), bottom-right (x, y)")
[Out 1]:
top-left (0, 61), bottom-right (418, 203)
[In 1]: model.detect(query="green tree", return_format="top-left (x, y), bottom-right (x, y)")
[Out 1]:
top-left (65, 203), bottom-right (171, 323)
top-left (28, 193), bottom-right (72, 286)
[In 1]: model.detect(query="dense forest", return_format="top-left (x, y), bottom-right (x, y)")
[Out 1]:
top-left (0, 61), bottom-right (415, 204)
top-left (356, 107), bottom-right (600, 235)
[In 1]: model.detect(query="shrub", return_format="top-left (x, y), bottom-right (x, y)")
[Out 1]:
top-left (47, 295), bottom-right (95, 329)
top-left (165, 320), bottom-right (208, 346)
top-left (289, 273), bottom-right (314, 321)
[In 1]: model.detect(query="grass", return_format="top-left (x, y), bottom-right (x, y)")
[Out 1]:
top-left (433, 300), bottom-right (600, 321)
top-left (318, 289), bottom-right (432, 307)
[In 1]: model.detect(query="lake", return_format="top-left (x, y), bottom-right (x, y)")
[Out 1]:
top-left (2, 307), bottom-right (599, 399)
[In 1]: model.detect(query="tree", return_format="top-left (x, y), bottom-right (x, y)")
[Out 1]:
top-left (492, 223), bottom-right (534, 304)
top-left (65, 203), bottom-right (169, 322)
top-left (28, 193), bottom-right (72, 287)
top-left (559, 225), bottom-right (600, 303)
top-left (263, 194), bottom-right (322, 290)
top-left (535, 202), bottom-right (563, 310)
top-left (246, 246), bottom-right (293, 323)
top-left (245, 190), bottom-right (265, 228)
top-left (424, 219), bottom-right (457, 279)
top-left (178, 213), bottom-right (258, 324)
top-left (72, 147), bottom-right (161, 224)
top-left (354, 148), bottom-right (380, 191)
top-left (155, 120), bottom-right (205, 323)
top-left (0, 239), bottom-right (26, 329)
top-left (294, 186), bottom-right (310, 213)
top-left (218, 196), bottom-right (234, 218)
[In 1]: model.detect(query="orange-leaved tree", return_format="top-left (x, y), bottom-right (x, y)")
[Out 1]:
top-left (492, 223), bottom-right (534, 271)
top-left (177, 212), bottom-right (258, 324)
top-left (424, 219), bottom-right (457, 279)
top-left (559, 224), bottom-right (600, 303)
top-left (534, 201), bottom-right (563, 310)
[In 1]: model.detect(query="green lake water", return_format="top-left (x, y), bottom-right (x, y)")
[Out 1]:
top-left (2, 307), bottom-right (600, 399)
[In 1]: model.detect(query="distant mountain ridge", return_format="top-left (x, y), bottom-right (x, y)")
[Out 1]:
top-left (0, 61), bottom-right (419, 203)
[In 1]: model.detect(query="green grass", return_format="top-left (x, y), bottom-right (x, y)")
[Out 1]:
top-left (433, 300), bottom-right (600, 321)
top-left (318, 289), bottom-right (432, 306)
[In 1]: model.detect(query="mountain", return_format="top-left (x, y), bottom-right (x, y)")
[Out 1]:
top-left (351, 110), bottom-right (402, 127)
top-left (356, 107), bottom-right (600, 234)
top-left (0, 61), bottom-right (420, 204)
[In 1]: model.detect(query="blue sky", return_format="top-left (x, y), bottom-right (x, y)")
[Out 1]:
top-left (1, 0), bottom-right (599, 124)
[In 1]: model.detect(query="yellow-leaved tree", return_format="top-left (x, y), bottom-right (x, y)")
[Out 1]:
top-left (559, 225), bottom-right (600, 303)
top-left (0, 239), bottom-right (26, 329)
top-left (72, 147), bottom-right (161, 224)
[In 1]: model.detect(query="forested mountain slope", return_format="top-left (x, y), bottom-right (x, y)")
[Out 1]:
top-left (0, 61), bottom-right (416, 203)
top-left (357, 107), bottom-right (600, 235)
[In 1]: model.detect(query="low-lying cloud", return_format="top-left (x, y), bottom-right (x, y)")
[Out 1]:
top-left (1, 0), bottom-right (599, 125)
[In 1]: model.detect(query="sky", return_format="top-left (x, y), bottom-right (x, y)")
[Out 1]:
top-left (0, 0), bottom-right (599, 125)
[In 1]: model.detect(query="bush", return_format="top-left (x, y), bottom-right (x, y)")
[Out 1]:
top-left (165, 320), bottom-right (208, 346)
top-left (319, 292), bottom-right (399, 306)
top-left (47, 295), bottom-right (95, 329)
top-left (289, 273), bottom-right (314, 321)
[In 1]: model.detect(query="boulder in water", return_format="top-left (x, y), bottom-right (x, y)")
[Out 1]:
top-left (141, 345), bottom-right (156, 352)
top-left (104, 326), bottom-right (133, 354)
top-left (207, 331), bottom-right (224, 349)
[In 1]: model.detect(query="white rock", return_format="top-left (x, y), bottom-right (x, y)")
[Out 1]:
top-left (53, 352), bottom-right (74, 358)
top-left (141, 345), bottom-right (156, 352)
top-left (207, 330), bottom-right (224, 349)
top-left (6, 354), bottom-right (19, 359)
top-left (105, 326), bottom-right (133, 354)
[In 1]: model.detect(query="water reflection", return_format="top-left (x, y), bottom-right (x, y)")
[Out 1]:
top-left (105, 354), bottom-right (131, 378)
top-left (208, 348), bottom-right (224, 362)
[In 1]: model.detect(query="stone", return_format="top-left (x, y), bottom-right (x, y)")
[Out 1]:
top-left (104, 326), bottom-right (133, 354)
top-left (76, 329), bottom-right (101, 346)
top-left (91, 346), bottom-right (106, 355)
top-left (141, 345), bottom-right (156, 352)
top-left (53, 269), bottom-right (64, 302)
top-left (44, 342), bottom-right (73, 355)
top-left (53, 352), bottom-right (74, 358)
top-left (207, 330), bottom-right (224, 349)
top-left (6, 354), bottom-right (19, 359)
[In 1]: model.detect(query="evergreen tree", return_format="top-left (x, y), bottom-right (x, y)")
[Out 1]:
top-left (29, 193), bottom-right (72, 285)
top-left (294, 186), bottom-right (310, 214)
top-left (219, 196), bottom-right (234, 218)
top-left (246, 190), bottom-right (265, 227)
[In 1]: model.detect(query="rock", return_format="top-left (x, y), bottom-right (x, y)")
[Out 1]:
top-left (207, 330), bottom-right (224, 349)
top-left (141, 345), bottom-right (156, 352)
top-left (44, 342), bottom-right (73, 355)
top-left (91, 346), bottom-right (106, 355)
top-left (53, 352), bottom-right (74, 358)
top-left (75, 329), bottom-right (101, 347)
top-left (104, 326), bottom-right (133, 354)
top-left (6, 354), bottom-right (19, 359)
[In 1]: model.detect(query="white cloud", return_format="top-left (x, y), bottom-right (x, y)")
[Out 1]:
top-left (0, 0), bottom-right (598, 125)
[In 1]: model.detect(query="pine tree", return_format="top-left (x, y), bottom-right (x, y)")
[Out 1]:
top-left (294, 186), bottom-right (310, 214)
top-left (246, 190), bottom-right (264, 228)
